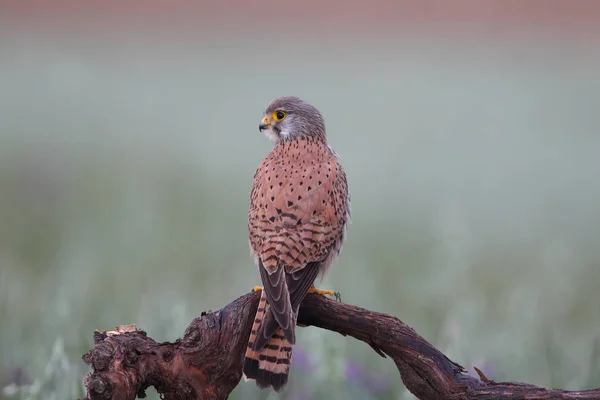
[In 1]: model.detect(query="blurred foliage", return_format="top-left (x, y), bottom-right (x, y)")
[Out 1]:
top-left (1, 28), bottom-right (600, 399)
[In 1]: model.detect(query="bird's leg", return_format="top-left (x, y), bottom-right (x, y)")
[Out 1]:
top-left (307, 284), bottom-right (335, 297)
top-left (253, 286), bottom-right (263, 293)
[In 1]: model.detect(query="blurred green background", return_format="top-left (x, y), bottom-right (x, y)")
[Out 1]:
top-left (1, 2), bottom-right (600, 399)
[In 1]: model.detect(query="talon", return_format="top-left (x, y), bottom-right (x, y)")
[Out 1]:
top-left (307, 284), bottom-right (335, 297)
top-left (334, 291), bottom-right (342, 302)
top-left (253, 286), bottom-right (263, 293)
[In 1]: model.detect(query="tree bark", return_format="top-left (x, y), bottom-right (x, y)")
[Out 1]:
top-left (81, 291), bottom-right (600, 400)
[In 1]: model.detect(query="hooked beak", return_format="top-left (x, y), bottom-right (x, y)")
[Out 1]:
top-left (259, 115), bottom-right (271, 132)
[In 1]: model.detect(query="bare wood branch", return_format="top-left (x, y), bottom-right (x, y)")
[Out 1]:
top-left (81, 291), bottom-right (600, 400)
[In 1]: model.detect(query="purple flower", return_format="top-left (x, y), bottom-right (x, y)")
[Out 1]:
top-left (345, 360), bottom-right (391, 395)
top-left (292, 346), bottom-right (313, 373)
top-left (365, 374), bottom-right (391, 395)
top-left (345, 360), bottom-right (366, 383)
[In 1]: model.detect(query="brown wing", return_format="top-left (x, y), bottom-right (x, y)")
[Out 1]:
top-left (250, 139), bottom-right (348, 270)
top-left (248, 137), bottom-right (350, 342)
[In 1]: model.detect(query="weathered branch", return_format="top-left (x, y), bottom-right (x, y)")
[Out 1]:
top-left (81, 291), bottom-right (600, 400)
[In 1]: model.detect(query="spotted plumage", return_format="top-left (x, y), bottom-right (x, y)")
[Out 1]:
top-left (243, 96), bottom-right (350, 392)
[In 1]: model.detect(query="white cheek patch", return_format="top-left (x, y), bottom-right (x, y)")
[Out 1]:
top-left (279, 130), bottom-right (290, 139)
top-left (262, 127), bottom-right (279, 142)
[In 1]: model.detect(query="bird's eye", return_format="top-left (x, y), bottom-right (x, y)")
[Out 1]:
top-left (273, 110), bottom-right (287, 121)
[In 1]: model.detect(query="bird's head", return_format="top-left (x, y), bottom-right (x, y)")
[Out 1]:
top-left (259, 96), bottom-right (326, 142)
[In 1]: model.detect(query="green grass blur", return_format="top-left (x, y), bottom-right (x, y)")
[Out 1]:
top-left (1, 30), bottom-right (599, 399)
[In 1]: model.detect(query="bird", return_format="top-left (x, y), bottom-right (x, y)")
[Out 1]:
top-left (243, 96), bottom-right (350, 392)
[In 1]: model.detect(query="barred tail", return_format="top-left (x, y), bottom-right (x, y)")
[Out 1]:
top-left (243, 290), bottom-right (293, 392)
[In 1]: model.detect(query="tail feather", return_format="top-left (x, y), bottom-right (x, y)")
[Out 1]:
top-left (243, 290), bottom-right (293, 392)
top-left (243, 291), bottom-right (268, 381)
top-left (253, 306), bottom-right (280, 351)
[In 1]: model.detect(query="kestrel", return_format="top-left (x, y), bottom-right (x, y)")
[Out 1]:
top-left (243, 96), bottom-right (350, 391)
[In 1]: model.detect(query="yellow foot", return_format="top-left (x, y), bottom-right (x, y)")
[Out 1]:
top-left (307, 285), bottom-right (335, 297)
top-left (253, 286), bottom-right (263, 293)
